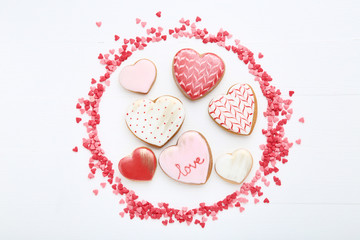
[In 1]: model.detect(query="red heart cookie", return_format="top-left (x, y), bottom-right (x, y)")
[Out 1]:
top-left (118, 147), bottom-right (157, 181)
top-left (173, 48), bottom-right (225, 100)
top-left (209, 83), bottom-right (257, 135)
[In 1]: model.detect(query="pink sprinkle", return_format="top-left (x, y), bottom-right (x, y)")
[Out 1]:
top-left (115, 177), bottom-right (121, 183)
top-left (109, 49), bottom-right (115, 55)
top-left (146, 29), bottom-right (151, 35)
top-left (299, 117), bottom-right (305, 123)
top-left (135, 18), bottom-right (141, 24)
top-left (296, 139), bottom-right (301, 145)
top-left (105, 80), bottom-right (110, 86)
top-left (88, 173), bottom-right (94, 179)
top-left (141, 22), bottom-right (147, 28)
top-left (95, 22), bottom-right (102, 27)
top-left (239, 207), bottom-right (245, 212)
top-left (100, 182), bottom-right (106, 188)
top-left (235, 39), bottom-right (240, 45)
top-left (254, 198), bottom-right (260, 204)
top-left (119, 212), bottom-right (125, 217)
top-left (258, 52), bottom-right (264, 58)
top-left (265, 181), bottom-right (270, 187)
top-left (93, 189), bottom-right (99, 196)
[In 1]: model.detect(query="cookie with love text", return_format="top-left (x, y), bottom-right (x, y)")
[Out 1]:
top-left (118, 147), bottom-right (157, 181)
top-left (208, 83), bottom-right (257, 135)
top-left (173, 48), bottom-right (225, 100)
top-left (125, 95), bottom-right (185, 147)
top-left (159, 131), bottom-right (212, 185)
top-left (215, 148), bottom-right (253, 184)
top-left (119, 59), bottom-right (157, 94)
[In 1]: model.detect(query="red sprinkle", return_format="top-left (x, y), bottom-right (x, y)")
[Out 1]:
top-left (258, 52), bottom-right (264, 58)
top-left (76, 117), bottom-right (82, 123)
top-left (289, 91), bottom-right (295, 97)
top-left (95, 22), bottom-right (102, 27)
top-left (72, 146), bottom-right (78, 152)
top-left (264, 198), bottom-right (270, 203)
top-left (299, 117), bottom-right (305, 123)
top-left (114, 35), bottom-right (120, 41)
top-left (196, 16), bottom-right (202, 22)
top-left (156, 11), bottom-right (162, 18)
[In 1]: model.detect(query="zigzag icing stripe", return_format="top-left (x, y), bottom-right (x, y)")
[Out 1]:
top-left (209, 83), bottom-right (256, 135)
top-left (173, 49), bottom-right (225, 100)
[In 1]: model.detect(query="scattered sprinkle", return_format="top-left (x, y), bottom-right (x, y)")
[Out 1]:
top-left (95, 22), bottom-right (102, 27)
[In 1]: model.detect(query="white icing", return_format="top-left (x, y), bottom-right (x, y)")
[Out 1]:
top-left (209, 83), bottom-right (256, 135)
top-left (215, 148), bottom-right (253, 184)
top-left (125, 96), bottom-right (185, 147)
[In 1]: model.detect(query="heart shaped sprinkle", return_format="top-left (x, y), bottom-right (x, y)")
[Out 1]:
top-left (215, 148), bottom-right (253, 184)
top-left (173, 48), bottom-right (225, 100)
top-left (118, 147), bottom-right (157, 181)
top-left (159, 131), bottom-right (212, 184)
top-left (209, 83), bottom-right (257, 135)
top-left (125, 96), bottom-right (185, 147)
top-left (119, 59), bottom-right (157, 94)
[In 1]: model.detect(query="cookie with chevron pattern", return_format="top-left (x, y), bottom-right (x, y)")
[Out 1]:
top-left (208, 83), bottom-right (257, 135)
top-left (173, 48), bottom-right (225, 100)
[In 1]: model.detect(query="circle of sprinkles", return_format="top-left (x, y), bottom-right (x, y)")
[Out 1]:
top-left (75, 13), bottom-right (298, 228)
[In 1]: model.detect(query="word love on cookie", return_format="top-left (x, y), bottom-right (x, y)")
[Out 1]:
top-left (173, 48), bottom-right (225, 100)
top-left (209, 83), bottom-right (258, 135)
top-left (159, 131), bottom-right (212, 184)
top-left (119, 59), bottom-right (157, 94)
top-left (118, 147), bottom-right (157, 181)
top-left (125, 96), bottom-right (185, 147)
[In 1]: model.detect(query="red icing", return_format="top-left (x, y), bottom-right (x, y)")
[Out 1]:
top-left (118, 147), bottom-right (157, 181)
top-left (175, 157), bottom-right (205, 180)
top-left (173, 48), bottom-right (225, 100)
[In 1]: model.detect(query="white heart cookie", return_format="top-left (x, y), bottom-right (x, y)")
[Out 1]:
top-left (209, 83), bottom-right (257, 135)
top-left (125, 95), bottom-right (185, 147)
top-left (215, 148), bottom-right (253, 184)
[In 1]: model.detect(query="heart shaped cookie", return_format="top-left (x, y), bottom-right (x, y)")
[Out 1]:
top-left (215, 148), bottom-right (253, 184)
top-left (125, 95), bottom-right (185, 147)
top-left (119, 59), bottom-right (157, 94)
top-left (159, 131), bottom-right (212, 184)
top-left (173, 48), bottom-right (225, 100)
top-left (209, 83), bottom-right (257, 135)
top-left (118, 147), bottom-right (157, 181)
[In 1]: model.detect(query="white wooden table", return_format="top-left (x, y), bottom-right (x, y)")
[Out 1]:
top-left (1, 0), bottom-right (359, 239)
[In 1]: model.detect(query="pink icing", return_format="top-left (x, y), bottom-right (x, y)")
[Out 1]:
top-left (159, 131), bottom-right (211, 184)
top-left (119, 59), bottom-right (156, 93)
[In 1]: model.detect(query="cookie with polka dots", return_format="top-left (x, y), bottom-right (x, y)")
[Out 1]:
top-left (125, 95), bottom-right (185, 147)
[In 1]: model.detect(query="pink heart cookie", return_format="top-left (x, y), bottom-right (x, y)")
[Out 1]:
top-left (159, 131), bottom-right (212, 184)
top-left (173, 48), bottom-right (225, 100)
top-left (208, 83), bottom-right (258, 135)
top-left (125, 96), bottom-right (185, 147)
top-left (119, 59), bottom-right (157, 94)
